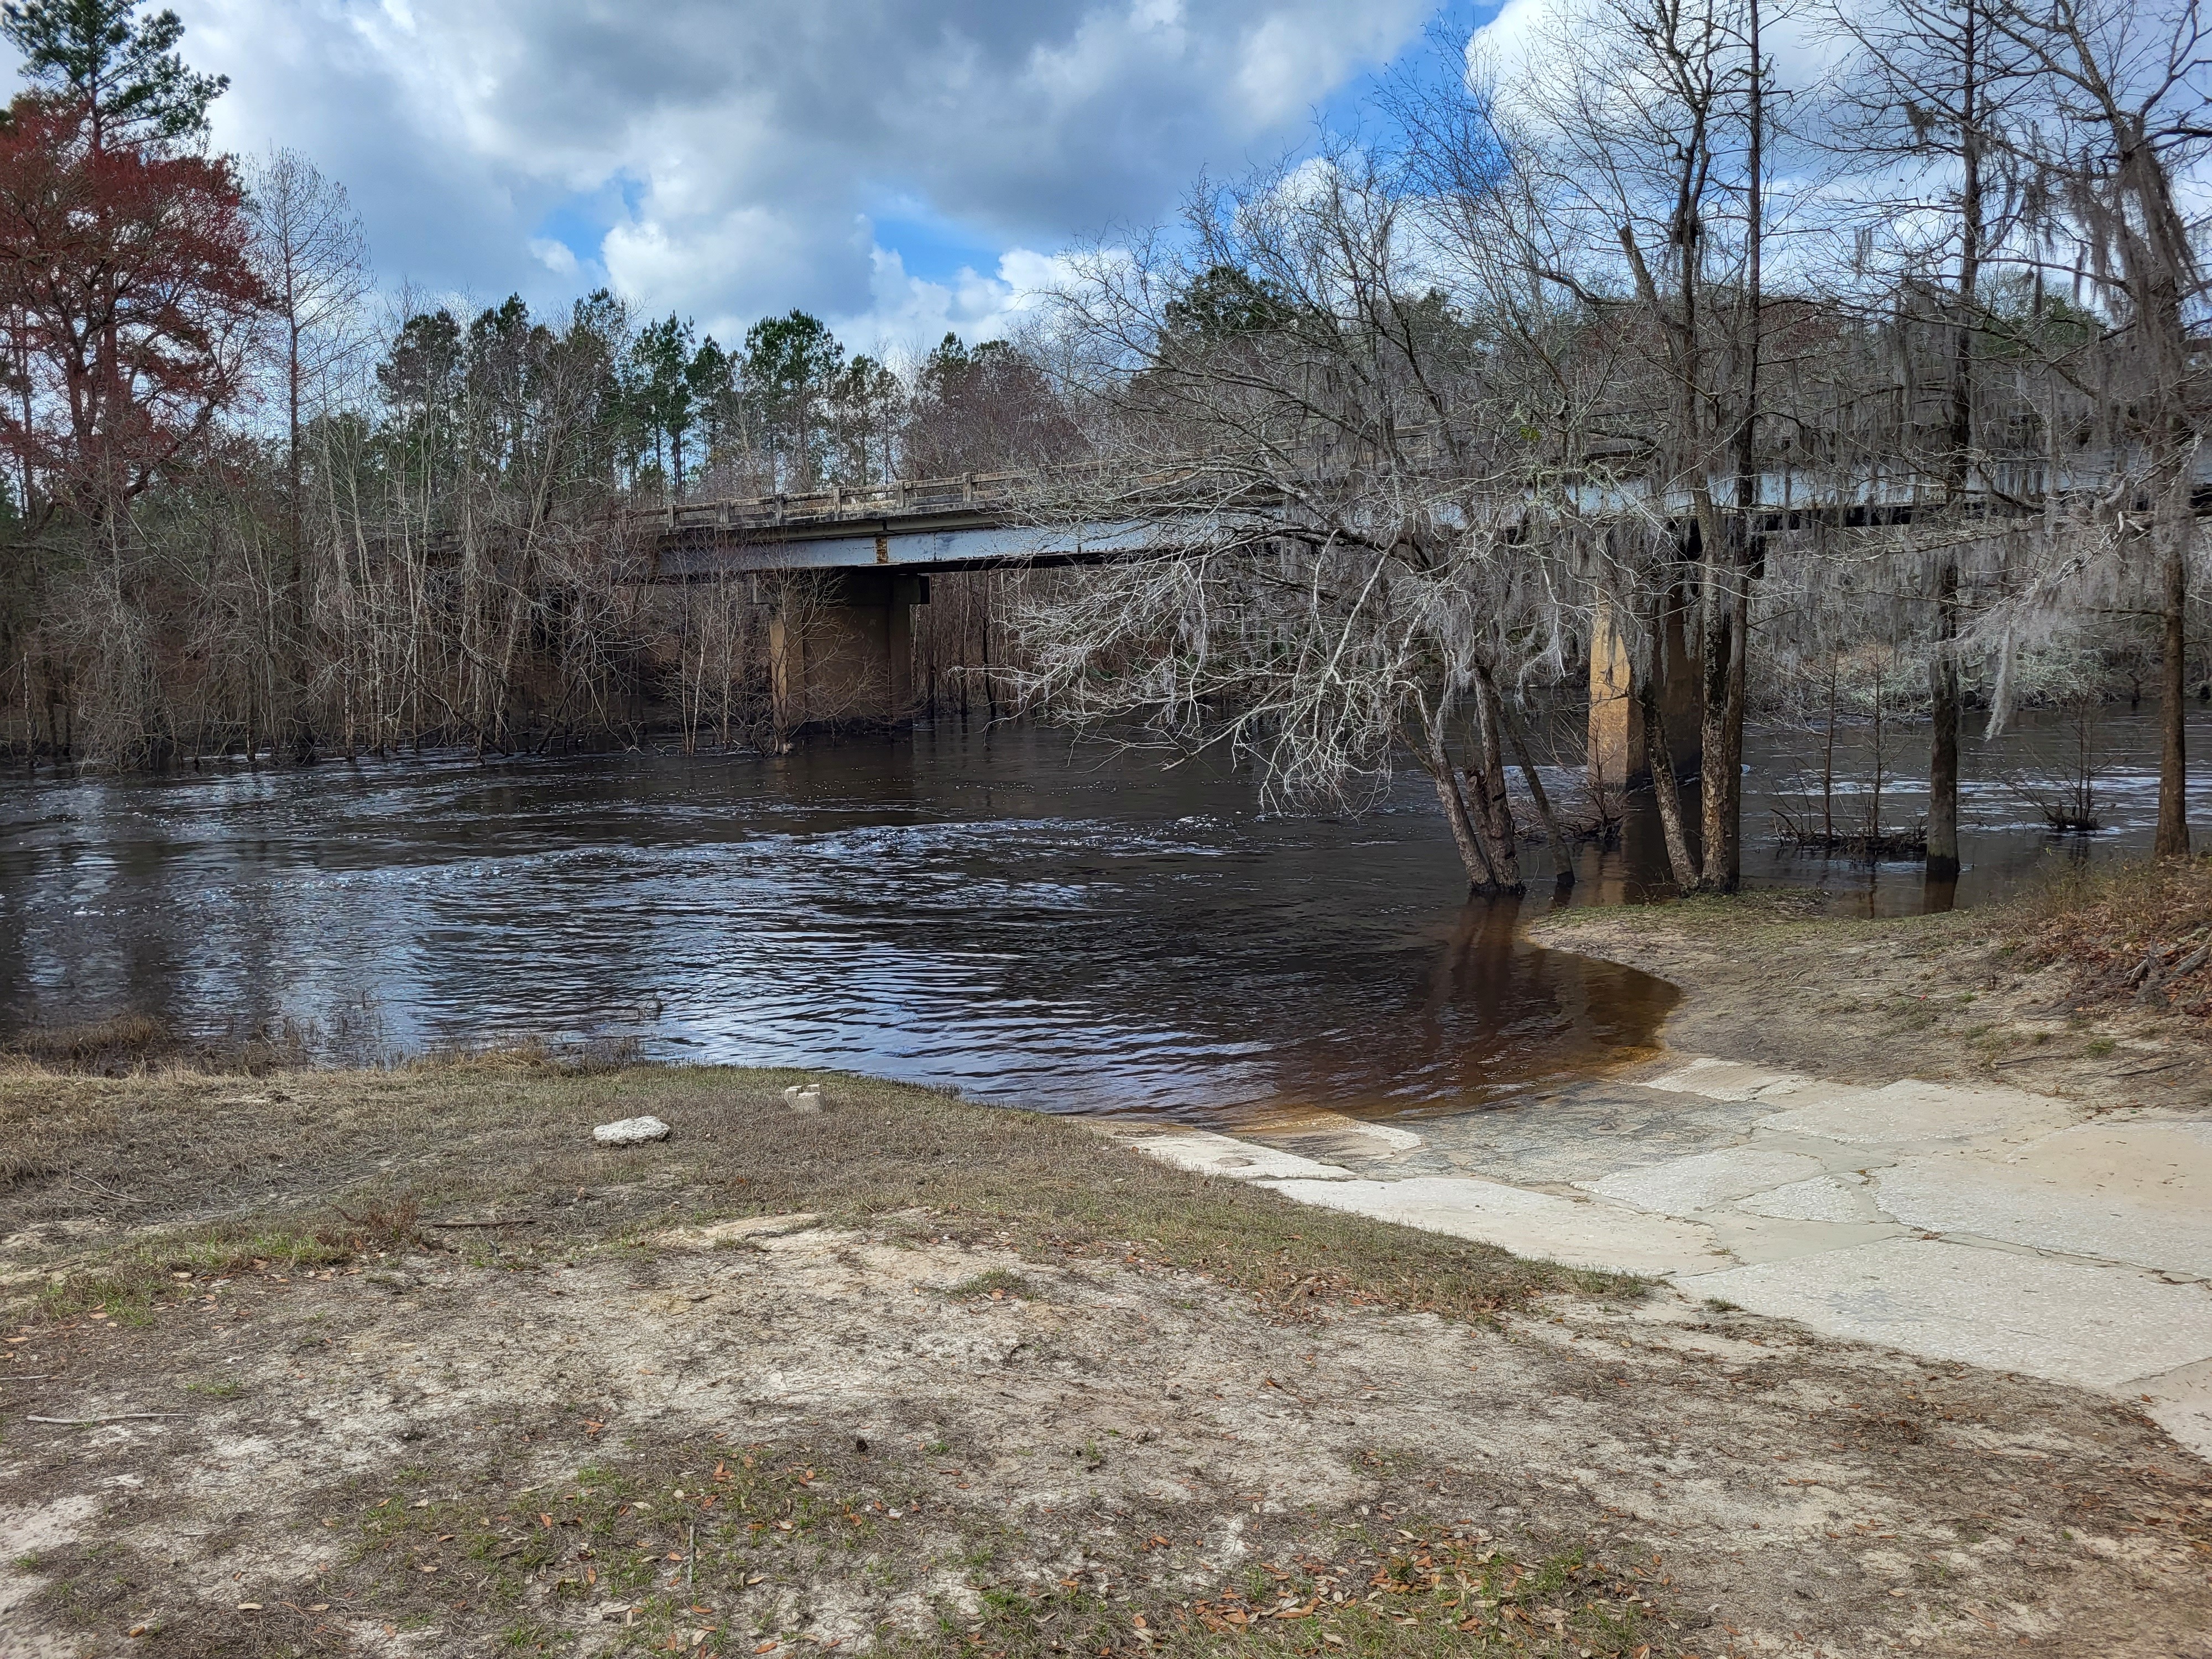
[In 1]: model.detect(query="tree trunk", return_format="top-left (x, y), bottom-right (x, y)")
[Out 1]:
top-left (1485, 667), bottom-right (1574, 886)
top-left (2156, 526), bottom-right (2191, 858)
top-left (1931, 0), bottom-right (1979, 885)
top-left (1425, 710), bottom-right (1504, 891)
top-left (1927, 558), bottom-right (1961, 880)
top-left (1469, 672), bottom-right (1523, 888)
top-left (1696, 532), bottom-right (1747, 892)
top-left (1693, 0), bottom-right (1763, 896)
top-left (1642, 640), bottom-right (1701, 890)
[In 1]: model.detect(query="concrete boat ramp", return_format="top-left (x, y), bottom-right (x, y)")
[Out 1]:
top-left (1102, 1057), bottom-right (2212, 1461)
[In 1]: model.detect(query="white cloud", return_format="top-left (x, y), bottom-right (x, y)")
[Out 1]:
top-left (93, 0), bottom-right (1438, 348)
top-left (837, 246), bottom-right (1085, 359)
top-left (528, 238), bottom-right (580, 277)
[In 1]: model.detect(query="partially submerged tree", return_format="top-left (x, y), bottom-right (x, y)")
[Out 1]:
top-left (1981, 0), bottom-right (2211, 858)
top-left (1019, 151), bottom-right (1582, 893)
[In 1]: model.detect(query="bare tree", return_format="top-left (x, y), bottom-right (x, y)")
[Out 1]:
top-left (1484, 0), bottom-right (1783, 890)
top-left (1019, 147), bottom-right (1584, 892)
top-left (244, 149), bottom-right (371, 753)
top-left (1984, 0), bottom-right (2210, 857)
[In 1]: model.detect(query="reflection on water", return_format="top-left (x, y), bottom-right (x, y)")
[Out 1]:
top-left (1736, 702), bottom-right (2212, 916)
top-left (0, 703), bottom-right (2202, 1120)
top-left (0, 727), bottom-right (1674, 1121)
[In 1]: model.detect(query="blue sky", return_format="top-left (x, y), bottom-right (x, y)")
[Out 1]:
top-left (20, 0), bottom-right (1497, 356)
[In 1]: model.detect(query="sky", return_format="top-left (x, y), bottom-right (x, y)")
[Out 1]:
top-left (25, 0), bottom-right (1488, 357)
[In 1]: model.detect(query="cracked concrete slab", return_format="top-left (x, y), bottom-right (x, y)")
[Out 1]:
top-left (1696, 1209), bottom-right (1909, 1266)
top-left (1677, 1237), bottom-right (2212, 1397)
top-left (1260, 1174), bottom-right (1727, 1276)
top-left (1755, 1079), bottom-right (2073, 1146)
top-left (1113, 1130), bottom-right (1354, 1182)
top-left (1577, 1145), bottom-right (1828, 1215)
top-left (1736, 1173), bottom-right (1882, 1225)
top-left (2135, 1355), bottom-right (2212, 1463)
top-left (1873, 1121), bottom-right (2212, 1277)
top-left (1642, 1058), bottom-right (1811, 1100)
top-left (1133, 1052), bottom-right (2212, 1460)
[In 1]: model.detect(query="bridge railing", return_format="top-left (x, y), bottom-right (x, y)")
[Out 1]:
top-left (652, 467), bottom-right (1075, 534)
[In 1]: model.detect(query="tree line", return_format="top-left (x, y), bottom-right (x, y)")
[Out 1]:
top-left (0, 0), bottom-right (1072, 765)
top-left (0, 0), bottom-right (2203, 903)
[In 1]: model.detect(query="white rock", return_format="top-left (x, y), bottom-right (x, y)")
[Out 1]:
top-left (593, 1115), bottom-right (672, 1146)
top-left (782, 1085), bottom-right (823, 1113)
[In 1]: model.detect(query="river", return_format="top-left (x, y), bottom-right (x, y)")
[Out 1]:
top-left (0, 704), bottom-right (2204, 1121)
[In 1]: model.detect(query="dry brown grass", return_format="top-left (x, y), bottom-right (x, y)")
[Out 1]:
top-left (0, 1010), bottom-right (326, 1077)
top-left (1995, 854), bottom-right (2212, 1025)
top-left (0, 1062), bottom-right (1632, 1326)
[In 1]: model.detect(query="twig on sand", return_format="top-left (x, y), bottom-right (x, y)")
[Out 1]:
top-left (69, 1172), bottom-right (138, 1203)
top-left (26, 1412), bottom-right (186, 1425)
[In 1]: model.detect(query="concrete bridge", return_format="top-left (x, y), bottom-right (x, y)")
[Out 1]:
top-left (644, 469), bottom-right (1692, 792)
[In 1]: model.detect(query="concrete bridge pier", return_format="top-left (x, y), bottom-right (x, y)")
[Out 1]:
top-left (1587, 585), bottom-right (1701, 803)
top-left (768, 570), bottom-right (929, 733)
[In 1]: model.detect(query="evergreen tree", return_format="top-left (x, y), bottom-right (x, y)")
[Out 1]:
top-left (2, 0), bottom-right (227, 151)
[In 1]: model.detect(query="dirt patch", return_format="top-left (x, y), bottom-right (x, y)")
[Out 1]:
top-left (2, 1067), bottom-right (2208, 1656)
top-left (1531, 881), bottom-right (2212, 1115)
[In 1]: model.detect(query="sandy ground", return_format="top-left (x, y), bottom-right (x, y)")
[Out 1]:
top-left (3, 1212), bottom-right (2207, 1658)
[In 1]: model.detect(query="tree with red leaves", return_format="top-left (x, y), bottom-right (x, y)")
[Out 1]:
top-left (0, 0), bottom-right (258, 528)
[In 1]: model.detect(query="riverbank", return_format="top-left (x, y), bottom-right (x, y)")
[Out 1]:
top-left (1113, 865), bottom-right (2212, 1455)
top-left (1531, 861), bottom-right (2212, 1113)
top-left (4, 1061), bottom-right (2205, 1656)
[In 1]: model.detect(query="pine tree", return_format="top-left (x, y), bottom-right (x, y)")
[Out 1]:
top-left (2, 0), bottom-right (227, 152)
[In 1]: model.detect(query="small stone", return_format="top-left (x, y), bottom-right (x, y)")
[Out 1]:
top-left (593, 1115), bottom-right (672, 1146)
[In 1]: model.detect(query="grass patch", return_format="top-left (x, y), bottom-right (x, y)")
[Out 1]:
top-left (5, 1064), bottom-right (1636, 1327)
top-left (287, 1436), bottom-right (1677, 1659)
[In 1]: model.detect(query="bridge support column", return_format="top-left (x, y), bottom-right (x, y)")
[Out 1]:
top-left (1587, 585), bottom-right (1700, 801)
top-left (768, 570), bottom-right (928, 735)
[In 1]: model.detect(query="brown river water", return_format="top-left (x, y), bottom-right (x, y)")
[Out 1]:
top-left (0, 705), bottom-right (2204, 1122)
